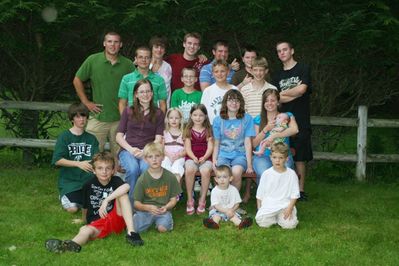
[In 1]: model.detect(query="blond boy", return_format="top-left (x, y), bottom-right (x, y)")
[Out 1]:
top-left (133, 142), bottom-right (182, 233)
top-left (255, 143), bottom-right (300, 229)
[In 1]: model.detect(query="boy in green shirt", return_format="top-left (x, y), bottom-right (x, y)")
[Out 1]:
top-left (133, 142), bottom-right (182, 233)
top-left (170, 67), bottom-right (202, 123)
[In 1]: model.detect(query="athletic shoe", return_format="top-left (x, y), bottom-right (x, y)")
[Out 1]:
top-left (45, 239), bottom-right (81, 253)
top-left (203, 218), bottom-right (220, 229)
top-left (238, 217), bottom-right (253, 230)
top-left (126, 232), bottom-right (144, 246)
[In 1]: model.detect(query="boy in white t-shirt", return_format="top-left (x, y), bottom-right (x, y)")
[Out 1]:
top-left (255, 142), bottom-right (300, 229)
top-left (203, 165), bottom-right (252, 230)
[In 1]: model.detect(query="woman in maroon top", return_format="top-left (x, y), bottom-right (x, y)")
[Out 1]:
top-left (116, 79), bottom-right (164, 201)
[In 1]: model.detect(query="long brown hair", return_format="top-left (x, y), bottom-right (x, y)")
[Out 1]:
top-left (259, 89), bottom-right (280, 130)
top-left (130, 79), bottom-right (157, 123)
top-left (184, 104), bottom-right (213, 139)
top-left (219, 90), bottom-right (245, 119)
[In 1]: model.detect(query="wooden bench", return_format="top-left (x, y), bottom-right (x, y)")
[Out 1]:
top-left (195, 171), bottom-right (257, 181)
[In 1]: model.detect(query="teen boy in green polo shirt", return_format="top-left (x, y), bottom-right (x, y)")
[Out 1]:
top-left (73, 32), bottom-right (135, 157)
top-left (118, 46), bottom-right (167, 114)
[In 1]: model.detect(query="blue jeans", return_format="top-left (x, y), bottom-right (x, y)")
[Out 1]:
top-left (253, 155), bottom-right (294, 184)
top-left (133, 211), bottom-right (173, 233)
top-left (119, 150), bottom-right (149, 204)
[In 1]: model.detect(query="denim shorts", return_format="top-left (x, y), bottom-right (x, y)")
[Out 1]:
top-left (133, 210), bottom-right (173, 233)
top-left (217, 155), bottom-right (247, 170)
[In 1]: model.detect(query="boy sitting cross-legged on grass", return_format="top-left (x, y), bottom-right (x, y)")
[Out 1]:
top-left (133, 142), bottom-right (182, 233)
top-left (45, 152), bottom-right (143, 253)
top-left (255, 142), bottom-right (300, 229)
top-left (203, 165), bottom-right (253, 230)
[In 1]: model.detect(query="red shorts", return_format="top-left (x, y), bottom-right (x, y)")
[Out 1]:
top-left (89, 202), bottom-right (126, 239)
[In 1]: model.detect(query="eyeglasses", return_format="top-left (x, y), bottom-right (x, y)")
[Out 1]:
top-left (227, 98), bottom-right (240, 103)
top-left (138, 90), bottom-right (152, 95)
top-left (182, 75), bottom-right (196, 79)
top-left (137, 56), bottom-right (151, 60)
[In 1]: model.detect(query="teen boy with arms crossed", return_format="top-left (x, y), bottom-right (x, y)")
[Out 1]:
top-left (133, 142), bottom-right (182, 233)
top-left (45, 152), bottom-right (143, 253)
top-left (118, 46), bottom-right (167, 114)
top-left (73, 32), bottom-right (134, 157)
top-left (273, 41), bottom-right (313, 200)
top-left (255, 143), bottom-right (300, 229)
top-left (52, 103), bottom-right (99, 213)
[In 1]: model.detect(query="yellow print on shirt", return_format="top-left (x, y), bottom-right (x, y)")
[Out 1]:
top-left (145, 185), bottom-right (168, 198)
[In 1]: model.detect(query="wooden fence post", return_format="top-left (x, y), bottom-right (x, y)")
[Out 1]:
top-left (356, 105), bottom-right (367, 181)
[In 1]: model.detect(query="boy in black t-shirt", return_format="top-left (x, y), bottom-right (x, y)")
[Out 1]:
top-left (45, 152), bottom-right (143, 253)
top-left (273, 41), bottom-right (313, 201)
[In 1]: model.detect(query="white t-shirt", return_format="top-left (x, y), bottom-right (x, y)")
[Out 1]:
top-left (256, 167), bottom-right (300, 218)
top-left (200, 84), bottom-right (238, 124)
top-left (210, 185), bottom-right (242, 209)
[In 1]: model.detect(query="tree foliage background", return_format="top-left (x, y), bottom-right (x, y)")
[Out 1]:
top-left (0, 0), bottom-right (398, 161)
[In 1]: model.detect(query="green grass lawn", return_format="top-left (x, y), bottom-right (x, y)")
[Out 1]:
top-left (1, 148), bottom-right (399, 265)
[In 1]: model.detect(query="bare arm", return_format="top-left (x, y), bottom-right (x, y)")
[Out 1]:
top-left (98, 183), bottom-right (130, 218)
top-left (283, 198), bottom-right (297, 219)
top-left (55, 158), bottom-right (93, 173)
top-left (200, 137), bottom-right (213, 163)
top-left (73, 77), bottom-right (101, 113)
top-left (159, 100), bottom-right (166, 113)
top-left (212, 138), bottom-right (219, 167)
top-left (116, 132), bottom-right (143, 158)
top-left (244, 137), bottom-right (253, 173)
top-left (118, 99), bottom-right (128, 115)
top-left (184, 138), bottom-right (198, 162)
top-left (280, 84), bottom-right (308, 103)
top-left (256, 199), bottom-right (261, 210)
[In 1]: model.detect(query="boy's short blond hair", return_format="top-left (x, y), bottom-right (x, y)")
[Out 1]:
top-left (252, 57), bottom-right (269, 69)
top-left (270, 142), bottom-right (289, 157)
top-left (212, 59), bottom-right (229, 70)
top-left (143, 142), bottom-right (164, 157)
top-left (215, 165), bottom-right (232, 177)
top-left (92, 151), bottom-right (115, 168)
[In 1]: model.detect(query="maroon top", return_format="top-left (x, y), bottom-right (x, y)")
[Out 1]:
top-left (165, 53), bottom-right (209, 92)
top-left (185, 128), bottom-right (210, 161)
top-left (117, 107), bottom-right (165, 150)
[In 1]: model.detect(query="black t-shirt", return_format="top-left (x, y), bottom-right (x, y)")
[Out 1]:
top-left (273, 62), bottom-right (312, 129)
top-left (82, 176), bottom-right (124, 224)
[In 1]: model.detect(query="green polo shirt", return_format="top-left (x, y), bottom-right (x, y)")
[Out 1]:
top-left (118, 69), bottom-right (167, 107)
top-left (75, 52), bottom-right (135, 122)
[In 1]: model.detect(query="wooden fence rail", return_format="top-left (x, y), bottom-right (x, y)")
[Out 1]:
top-left (1, 100), bottom-right (399, 181)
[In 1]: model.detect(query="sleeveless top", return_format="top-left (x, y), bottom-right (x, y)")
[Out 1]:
top-left (163, 130), bottom-right (184, 156)
top-left (185, 128), bottom-right (210, 161)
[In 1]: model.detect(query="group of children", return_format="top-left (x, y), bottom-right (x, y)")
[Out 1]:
top-left (45, 57), bottom-right (300, 254)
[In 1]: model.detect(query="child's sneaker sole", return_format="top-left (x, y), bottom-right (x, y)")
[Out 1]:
top-left (45, 239), bottom-right (64, 253)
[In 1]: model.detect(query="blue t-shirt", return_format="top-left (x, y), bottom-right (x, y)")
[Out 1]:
top-left (253, 112), bottom-right (293, 156)
top-left (199, 61), bottom-right (235, 85)
top-left (213, 113), bottom-right (255, 159)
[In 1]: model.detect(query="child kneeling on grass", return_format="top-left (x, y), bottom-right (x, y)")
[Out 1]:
top-left (255, 143), bottom-right (300, 229)
top-left (133, 142), bottom-right (182, 233)
top-left (45, 152), bottom-right (143, 253)
top-left (203, 165), bottom-right (253, 230)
